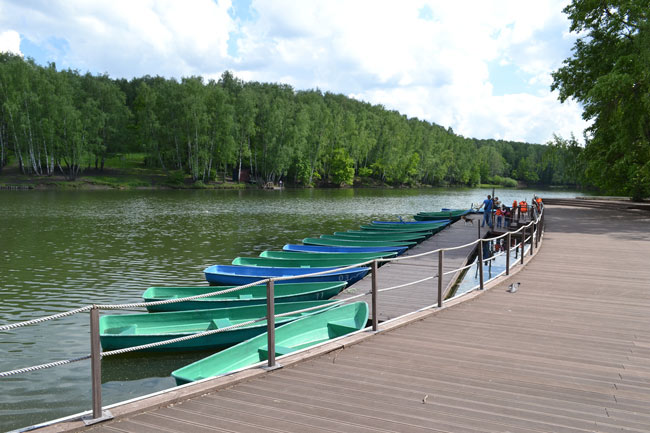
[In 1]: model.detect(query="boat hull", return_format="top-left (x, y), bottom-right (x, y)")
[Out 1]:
top-left (204, 264), bottom-right (369, 286)
top-left (100, 301), bottom-right (337, 352)
top-left (303, 237), bottom-right (416, 247)
top-left (232, 256), bottom-right (373, 268)
top-left (260, 250), bottom-right (397, 260)
top-left (332, 231), bottom-right (428, 242)
top-left (283, 244), bottom-right (408, 255)
top-left (171, 302), bottom-right (369, 385)
top-left (143, 281), bottom-right (347, 312)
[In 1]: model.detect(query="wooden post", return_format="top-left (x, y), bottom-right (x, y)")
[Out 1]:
top-left (521, 227), bottom-right (525, 265)
top-left (371, 260), bottom-right (378, 331)
top-left (477, 219), bottom-right (481, 238)
top-left (530, 223), bottom-right (535, 254)
top-left (90, 306), bottom-right (102, 419)
top-left (266, 280), bottom-right (276, 368)
top-left (506, 232), bottom-right (511, 275)
top-left (437, 250), bottom-right (443, 307)
top-left (478, 240), bottom-right (484, 290)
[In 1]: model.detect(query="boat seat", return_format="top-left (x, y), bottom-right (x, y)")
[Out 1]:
top-left (258, 344), bottom-right (295, 360)
top-left (327, 319), bottom-right (359, 336)
top-left (238, 294), bottom-right (254, 300)
top-left (207, 318), bottom-right (233, 330)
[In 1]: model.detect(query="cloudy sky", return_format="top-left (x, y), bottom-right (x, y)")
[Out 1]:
top-left (0, 0), bottom-right (588, 144)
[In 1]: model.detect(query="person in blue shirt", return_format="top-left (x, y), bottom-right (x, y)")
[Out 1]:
top-left (479, 194), bottom-right (493, 227)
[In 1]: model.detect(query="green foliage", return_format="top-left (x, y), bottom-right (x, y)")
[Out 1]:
top-left (358, 166), bottom-right (373, 177)
top-left (489, 175), bottom-right (518, 188)
top-left (329, 148), bottom-right (355, 185)
top-left (85, 176), bottom-right (151, 188)
top-left (0, 56), bottom-right (585, 190)
top-left (552, 0), bottom-right (650, 200)
top-left (165, 170), bottom-right (186, 186)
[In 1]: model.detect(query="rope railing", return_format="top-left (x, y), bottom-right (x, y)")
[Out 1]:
top-left (0, 306), bottom-right (93, 332)
top-left (1, 204), bottom-right (545, 426)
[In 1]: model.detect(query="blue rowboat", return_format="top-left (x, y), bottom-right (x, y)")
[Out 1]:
top-left (331, 231), bottom-right (428, 242)
top-left (283, 244), bottom-right (408, 255)
top-left (303, 237), bottom-right (416, 248)
top-left (204, 265), bottom-right (369, 286)
top-left (99, 301), bottom-right (337, 352)
top-left (172, 302), bottom-right (368, 385)
top-left (142, 282), bottom-right (347, 312)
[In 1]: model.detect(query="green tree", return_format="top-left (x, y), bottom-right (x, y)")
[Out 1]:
top-left (552, 0), bottom-right (650, 200)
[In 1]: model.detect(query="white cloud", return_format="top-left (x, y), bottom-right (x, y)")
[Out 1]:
top-left (0, 0), bottom-right (235, 78)
top-left (0, 0), bottom-right (586, 143)
top-left (0, 30), bottom-right (21, 55)
top-left (227, 0), bottom-right (584, 143)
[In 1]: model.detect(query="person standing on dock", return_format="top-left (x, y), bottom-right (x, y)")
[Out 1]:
top-left (479, 195), bottom-right (493, 227)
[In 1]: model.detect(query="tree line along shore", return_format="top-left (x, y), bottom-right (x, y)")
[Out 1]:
top-left (1, 53), bottom-right (584, 190)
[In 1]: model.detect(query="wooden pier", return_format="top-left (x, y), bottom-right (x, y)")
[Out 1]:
top-left (335, 216), bottom-right (482, 320)
top-left (45, 203), bottom-right (650, 432)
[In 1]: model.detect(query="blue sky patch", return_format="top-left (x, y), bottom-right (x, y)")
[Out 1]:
top-left (418, 5), bottom-right (434, 21)
top-left (488, 61), bottom-right (536, 96)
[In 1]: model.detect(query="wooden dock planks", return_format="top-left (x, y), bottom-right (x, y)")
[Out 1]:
top-left (335, 216), bottom-right (482, 320)
top-left (84, 204), bottom-right (650, 432)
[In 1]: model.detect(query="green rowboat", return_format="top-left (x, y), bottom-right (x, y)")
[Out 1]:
top-left (259, 250), bottom-right (397, 260)
top-left (100, 301), bottom-right (337, 352)
top-left (369, 221), bottom-right (449, 229)
top-left (171, 302), bottom-right (368, 385)
top-left (414, 209), bottom-right (470, 221)
top-left (304, 237), bottom-right (416, 247)
top-left (232, 256), bottom-right (372, 268)
top-left (332, 231), bottom-right (428, 242)
top-left (142, 281), bottom-right (347, 312)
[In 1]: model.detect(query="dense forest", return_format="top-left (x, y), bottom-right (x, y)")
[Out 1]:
top-left (0, 53), bottom-right (585, 188)
top-left (552, 0), bottom-right (649, 200)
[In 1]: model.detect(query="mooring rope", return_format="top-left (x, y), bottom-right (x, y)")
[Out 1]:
top-left (0, 306), bottom-right (93, 332)
top-left (0, 355), bottom-right (91, 377)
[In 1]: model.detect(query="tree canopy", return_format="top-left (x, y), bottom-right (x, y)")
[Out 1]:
top-left (552, 0), bottom-right (650, 200)
top-left (1, 52), bottom-right (585, 189)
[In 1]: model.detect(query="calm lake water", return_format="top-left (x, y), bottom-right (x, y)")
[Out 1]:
top-left (0, 187), bottom-right (582, 431)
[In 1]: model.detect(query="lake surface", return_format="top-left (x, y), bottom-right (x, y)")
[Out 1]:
top-left (0, 187), bottom-right (582, 431)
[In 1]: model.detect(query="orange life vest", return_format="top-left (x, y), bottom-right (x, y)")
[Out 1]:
top-left (512, 200), bottom-right (518, 209)
top-left (496, 208), bottom-right (503, 216)
top-left (519, 201), bottom-right (528, 212)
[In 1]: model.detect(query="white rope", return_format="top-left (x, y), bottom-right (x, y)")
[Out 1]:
top-left (0, 355), bottom-right (91, 377)
top-left (0, 306), bottom-right (93, 332)
top-left (378, 276), bottom-right (435, 292)
top-left (97, 280), bottom-right (267, 310)
top-left (442, 261), bottom-right (475, 276)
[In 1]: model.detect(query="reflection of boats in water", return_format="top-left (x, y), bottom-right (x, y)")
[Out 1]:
top-left (101, 350), bottom-right (215, 383)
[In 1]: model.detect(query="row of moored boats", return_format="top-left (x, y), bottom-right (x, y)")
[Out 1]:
top-left (99, 208), bottom-right (470, 385)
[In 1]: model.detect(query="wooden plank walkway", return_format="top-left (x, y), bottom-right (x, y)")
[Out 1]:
top-left (335, 216), bottom-right (482, 320)
top-left (76, 204), bottom-right (650, 432)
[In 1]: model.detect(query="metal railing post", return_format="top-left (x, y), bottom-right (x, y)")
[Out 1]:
top-left (478, 239), bottom-right (484, 290)
top-left (90, 306), bottom-right (102, 419)
top-left (371, 260), bottom-right (378, 331)
top-left (265, 280), bottom-right (276, 368)
top-left (506, 232), bottom-right (511, 275)
top-left (520, 226), bottom-right (525, 265)
top-left (437, 250), bottom-right (443, 307)
top-left (530, 224), bottom-right (534, 256)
